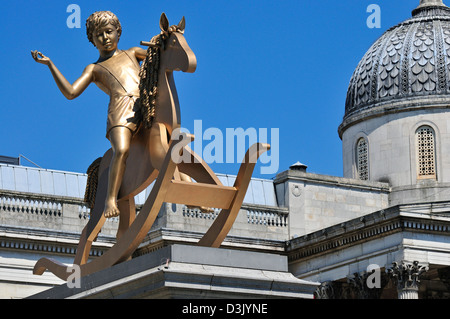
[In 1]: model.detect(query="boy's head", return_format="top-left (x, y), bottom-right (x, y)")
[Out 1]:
top-left (86, 11), bottom-right (122, 47)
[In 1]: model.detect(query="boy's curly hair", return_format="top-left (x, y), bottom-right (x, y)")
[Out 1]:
top-left (86, 11), bottom-right (122, 46)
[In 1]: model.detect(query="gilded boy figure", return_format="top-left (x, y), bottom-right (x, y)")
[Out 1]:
top-left (32, 11), bottom-right (147, 218)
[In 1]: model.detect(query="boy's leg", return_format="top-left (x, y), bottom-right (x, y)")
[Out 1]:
top-left (104, 126), bottom-right (133, 218)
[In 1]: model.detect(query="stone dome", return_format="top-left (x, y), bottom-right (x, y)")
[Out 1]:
top-left (339, 0), bottom-right (450, 137)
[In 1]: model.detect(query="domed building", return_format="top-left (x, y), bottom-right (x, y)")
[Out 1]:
top-left (340, 0), bottom-right (450, 205)
top-left (287, 0), bottom-right (450, 299)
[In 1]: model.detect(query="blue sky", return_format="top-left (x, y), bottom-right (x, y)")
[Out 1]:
top-left (0, 0), bottom-right (422, 179)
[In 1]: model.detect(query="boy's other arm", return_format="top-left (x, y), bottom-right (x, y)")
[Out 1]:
top-left (130, 47), bottom-right (147, 62)
top-left (31, 50), bottom-right (94, 100)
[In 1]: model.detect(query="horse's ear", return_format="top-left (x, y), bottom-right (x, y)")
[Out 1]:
top-left (160, 12), bottom-right (169, 32)
top-left (177, 16), bottom-right (185, 32)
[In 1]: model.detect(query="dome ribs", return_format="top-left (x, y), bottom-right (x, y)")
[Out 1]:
top-left (433, 20), bottom-right (447, 92)
top-left (442, 23), bottom-right (450, 91)
top-left (400, 22), bottom-right (420, 95)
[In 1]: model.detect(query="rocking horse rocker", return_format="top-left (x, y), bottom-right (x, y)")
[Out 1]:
top-left (33, 13), bottom-right (270, 281)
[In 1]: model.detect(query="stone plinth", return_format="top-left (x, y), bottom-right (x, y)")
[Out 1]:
top-left (28, 244), bottom-right (319, 299)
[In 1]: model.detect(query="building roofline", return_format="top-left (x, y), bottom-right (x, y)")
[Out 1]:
top-left (287, 200), bottom-right (450, 262)
top-left (274, 168), bottom-right (390, 193)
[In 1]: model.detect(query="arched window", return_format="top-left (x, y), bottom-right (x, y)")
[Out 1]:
top-left (416, 126), bottom-right (436, 180)
top-left (356, 138), bottom-right (369, 180)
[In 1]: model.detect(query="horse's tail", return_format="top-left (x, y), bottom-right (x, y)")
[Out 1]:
top-left (84, 157), bottom-right (102, 210)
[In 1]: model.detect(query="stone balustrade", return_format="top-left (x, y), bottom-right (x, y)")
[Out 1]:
top-left (0, 190), bottom-right (288, 257)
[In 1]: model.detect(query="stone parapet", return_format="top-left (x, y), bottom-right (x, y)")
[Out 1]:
top-left (274, 169), bottom-right (390, 237)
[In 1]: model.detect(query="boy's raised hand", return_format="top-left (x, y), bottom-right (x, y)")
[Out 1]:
top-left (31, 50), bottom-right (51, 65)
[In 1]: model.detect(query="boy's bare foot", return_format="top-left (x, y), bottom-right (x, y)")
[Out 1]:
top-left (186, 205), bottom-right (215, 213)
top-left (104, 200), bottom-right (120, 218)
top-left (199, 206), bottom-right (215, 213)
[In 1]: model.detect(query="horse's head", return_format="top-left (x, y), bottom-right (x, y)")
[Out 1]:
top-left (159, 13), bottom-right (197, 73)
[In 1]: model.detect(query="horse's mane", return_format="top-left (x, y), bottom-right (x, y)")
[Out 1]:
top-left (137, 35), bottom-right (161, 129)
top-left (137, 25), bottom-right (184, 129)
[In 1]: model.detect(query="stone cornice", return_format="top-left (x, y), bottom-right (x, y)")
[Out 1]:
top-left (287, 201), bottom-right (450, 262)
top-left (340, 100), bottom-right (450, 139)
top-left (0, 224), bottom-right (114, 257)
top-left (136, 227), bottom-right (287, 258)
top-left (0, 189), bottom-right (85, 206)
top-left (274, 169), bottom-right (390, 193)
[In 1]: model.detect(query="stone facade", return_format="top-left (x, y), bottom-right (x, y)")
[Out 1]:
top-left (274, 169), bottom-right (389, 237)
top-left (341, 108), bottom-right (450, 206)
top-left (1, 160), bottom-right (448, 299)
top-left (288, 201), bottom-right (450, 298)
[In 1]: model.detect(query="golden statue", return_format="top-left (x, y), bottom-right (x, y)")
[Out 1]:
top-left (31, 12), bottom-right (269, 281)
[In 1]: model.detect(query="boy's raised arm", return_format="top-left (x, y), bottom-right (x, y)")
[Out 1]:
top-left (31, 50), bottom-right (94, 100)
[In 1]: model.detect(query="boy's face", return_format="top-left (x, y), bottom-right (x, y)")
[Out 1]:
top-left (93, 23), bottom-right (119, 53)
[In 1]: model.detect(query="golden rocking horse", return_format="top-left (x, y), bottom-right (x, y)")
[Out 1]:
top-left (33, 13), bottom-right (270, 281)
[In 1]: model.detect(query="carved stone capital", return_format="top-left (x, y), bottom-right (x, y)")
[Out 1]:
top-left (387, 260), bottom-right (429, 299)
top-left (347, 269), bottom-right (389, 299)
top-left (315, 271), bottom-right (390, 299)
top-left (314, 281), bottom-right (335, 299)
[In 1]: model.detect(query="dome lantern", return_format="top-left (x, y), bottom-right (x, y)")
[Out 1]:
top-left (417, 0), bottom-right (445, 8)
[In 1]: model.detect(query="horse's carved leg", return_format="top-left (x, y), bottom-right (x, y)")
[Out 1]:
top-left (116, 198), bottom-right (136, 262)
top-left (150, 122), bottom-right (187, 181)
top-left (149, 123), bottom-right (169, 170)
top-left (117, 198), bottom-right (136, 240)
